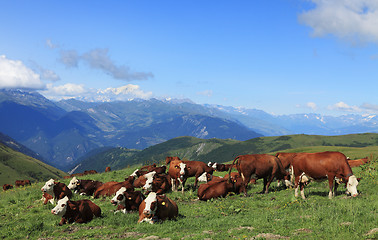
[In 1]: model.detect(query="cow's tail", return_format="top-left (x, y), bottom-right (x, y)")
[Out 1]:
top-left (227, 156), bottom-right (240, 183)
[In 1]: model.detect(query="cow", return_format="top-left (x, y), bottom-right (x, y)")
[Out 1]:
top-left (41, 192), bottom-right (54, 205)
top-left (3, 184), bottom-right (13, 191)
top-left (142, 173), bottom-right (171, 195)
top-left (165, 156), bottom-right (181, 165)
top-left (111, 187), bottom-right (145, 214)
top-left (198, 176), bottom-right (245, 201)
top-left (291, 151), bottom-right (359, 199)
top-left (138, 192), bottom-right (178, 224)
top-left (105, 167), bottom-right (111, 172)
top-left (224, 172), bottom-right (257, 185)
top-left (93, 177), bottom-right (134, 199)
top-left (168, 160), bottom-right (188, 193)
top-left (348, 157), bottom-right (370, 168)
top-left (41, 179), bottom-right (72, 203)
top-left (67, 177), bottom-right (103, 196)
top-left (140, 163), bottom-right (157, 171)
top-left (131, 166), bottom-right (167, 178)
top-left (51, 196), bottom-right (101, 225)
top-left (228, 154), bottom-right (289, 196)
top-left (15, 180), bottom-right (31, 187)
top-left (208, 162), bottom-right (233, 172)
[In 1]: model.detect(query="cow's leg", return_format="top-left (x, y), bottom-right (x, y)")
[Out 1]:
top-left (171, 179), bottom-right (176, 192)
top-left (264, 175), bottom-right (275, 194)
top-left (300, 182), bottom-right (306, 200)
top-left (241, 172), bottom-right (251, 197)
top-left (327, 176), bottom-right (335, 199)
top-left (194, 173), bottom-right (199, 188)
top-left (294, 175), bottom-right (300, 198)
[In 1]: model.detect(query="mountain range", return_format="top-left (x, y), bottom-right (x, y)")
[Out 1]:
top-left (0, 89), bottom-right (377, 171)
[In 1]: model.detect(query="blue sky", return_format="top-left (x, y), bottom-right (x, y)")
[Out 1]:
top-left (0, 1), bottom-right (377, 116)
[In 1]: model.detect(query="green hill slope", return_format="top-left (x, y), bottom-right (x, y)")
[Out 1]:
top-left (0, 143), bottom-right (66, 186)
top-left (75, 133), bottom-right (378, 172)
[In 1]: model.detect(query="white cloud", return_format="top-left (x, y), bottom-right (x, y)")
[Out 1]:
top-left (299, 0), bottom-right (378, 44)
top-left (328, 101), bottom-right (361, 112)
top-left (306, 102), bottom-right (317, 110)
top-left (98, 84), bottom-right (153, 101)
top-left (40, 83), bottom-right (87, 100)
top-left (0, 55), bottom-right (45, 89)
top-left (361, 103), bottom-right (378, 113)
top-left (46, 39), bottom-right (59, 49)
top-left (197, 90), bottom-right (213, 97)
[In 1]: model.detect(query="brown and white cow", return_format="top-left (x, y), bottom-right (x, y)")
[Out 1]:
top-left (291, 151), bottom-right (359, 199)
top-left (228, 154), bottom-right (289, 196)
top-left (142, 173), bottom-right (171, 195)
top-left (138, 192), bottom-right (178, 224)
top-left (93, 177), bottom-right (134, 199)
top-left (111, 187), bottom-right (145, 214)
top-left (41, 192), bottom-right (54, 205)
top-left (41, 179), bottom-right (72, 203)
top-left (67, 177), bottom-right (103, 196)
top-left (197, 176), bottom-right (245, 201)
top-left (51, 196), bottom-right (101, 225)
top-left (15, 180), bottom-right (31, 187)
top-left (208, 162), bottom-right (233, 172)
top-left (3, 184), bottom-right (13, 191)
top-left (168, 160), bottom-right (188, 193)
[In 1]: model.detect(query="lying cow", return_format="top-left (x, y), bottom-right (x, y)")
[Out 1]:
top-left (228, 154), bottom-right (289, 196)
top-left (3, 184), bottom-right (13, 191)
top-left (15, 180), bottom-right (31, 187)
top-left (138, 192), bottom-right (178, 224)
top-left (41, 179), bottom-right (72, 203)
top-left (93, 177), bottom-right (134, 199)
top-left (291, 151), bottom-right (359, 199)
top-left (198, 176), bottom-right (245, 201)
top-left (131, 166), bottom-right (167, 178)
top-left (67, 177), bottom-right (103, 196)
top-left (208, 162), bottom-right (233, 172)
top-left (111, 187), bottom-right (145, 213)
top-left (51, 196), bottom-right (101, 225)
top-left (348, 157), bottom-right (370, 168)
top-left (142, 173), bottom-right (171, 195)
top-left (41, 192), bottom-right (54, 205)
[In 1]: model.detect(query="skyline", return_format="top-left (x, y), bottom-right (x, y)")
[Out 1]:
top-left (1, 1), bottom-right (378, 116)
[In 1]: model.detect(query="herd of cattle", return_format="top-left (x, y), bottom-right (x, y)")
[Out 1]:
top-left (3, 151), bottom-right (370, 226)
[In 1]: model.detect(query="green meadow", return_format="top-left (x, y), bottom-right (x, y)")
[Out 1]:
top-left (1, 145), bottom-right (377, 239)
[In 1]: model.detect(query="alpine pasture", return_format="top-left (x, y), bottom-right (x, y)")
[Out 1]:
top-left (0, 146), bottom-right (377, 240)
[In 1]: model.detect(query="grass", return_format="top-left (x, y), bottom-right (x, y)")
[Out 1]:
top-left (0, 149), bottom-right (377, 240)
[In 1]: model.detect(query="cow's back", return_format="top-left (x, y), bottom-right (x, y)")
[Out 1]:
top-left (156, 196), bottom-right (178, 220)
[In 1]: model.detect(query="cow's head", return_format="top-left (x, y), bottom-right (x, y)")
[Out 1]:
top-left (67, 177), bottom-right (79, 190)
top-left (346, 175), bottom-right (359, 197)
top-left (41, 179), bottom-right (55, 194)
top-left (176, 162), bottom-right (187, 181)
top-left (142, 192), bottom-right (158, 219)
top-left (51, 196), bottom-right (69, 216)
top-left (142, 171), bottom-right (157, 191)
top-left (111, 187), bottom-right (127, 206)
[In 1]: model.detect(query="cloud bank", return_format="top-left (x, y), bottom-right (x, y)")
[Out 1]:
top-left (299, 0), bottom-right (378, 44)
top-left (0, 55), bottom-right (45, 89)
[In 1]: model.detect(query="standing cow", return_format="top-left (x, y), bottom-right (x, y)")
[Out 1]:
top-left (168, 160), bottom-right (188, 193)
top-left (291, 151), bottom-right (359, 199)
top-left (228, 154), bottom-right (289, 196)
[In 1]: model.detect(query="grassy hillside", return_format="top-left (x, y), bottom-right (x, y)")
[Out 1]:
top-left (0, 143), bottom-right (66, 186)
top-left (0, 145), bottom-right (376, 239)
top-left (76, 133), bottom-right (378, 172)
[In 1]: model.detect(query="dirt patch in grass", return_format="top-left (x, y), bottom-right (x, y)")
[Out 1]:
top-left (365, 228), bottom-right (378, 236)
top-left (253, 233), bottom-right (290, 239)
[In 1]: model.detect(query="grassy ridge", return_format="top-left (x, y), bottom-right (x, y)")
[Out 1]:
top-left (76, 133), bottom-right (378, 171)
top-left (0, 146), bottom-right (377, 239)
top-left (0, 143), bottom-right (66, 186)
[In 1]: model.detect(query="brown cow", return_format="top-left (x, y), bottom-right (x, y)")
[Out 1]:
top-left (3, 184), bottom-right (13, 191)
top-left (105, 167), bottom-right (111, 172)
top-left (168, 160), bottom-right (188, 193)
top-left (93, 177), bottom-right (134, 199)
top-left (348, 157), bottom-right (370, 168)
top-left (51, 196), bottom-right (101, 225)
top-left (131, 166), bottom-right (167, 178)
top-left (41, 192), bottom-right (54, 205)
top-left (67, 177), bottom-right (103, 196)
top-left (165, 156), bottom-right (181, 165)
top-left (197, 176), bottom-right (245, 201)
top-left (41, 179), bottom-right (72, 202)
top-left (183, 160), bottom-right (214, 188)
top-left (208, 162), bottom-right (233, 172)
top-left (15, 180), bottom-right (31, 187)
top-left (228, 154), bottom-right (289, 196)
top-left (111, 187), bottom-right (145, 213)
top-left (142, 173), bottom-right (171, 195)
top-left (291, 151), bottom-right (359, 199)
top-left (138, 192), bottom-right (178, 224)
